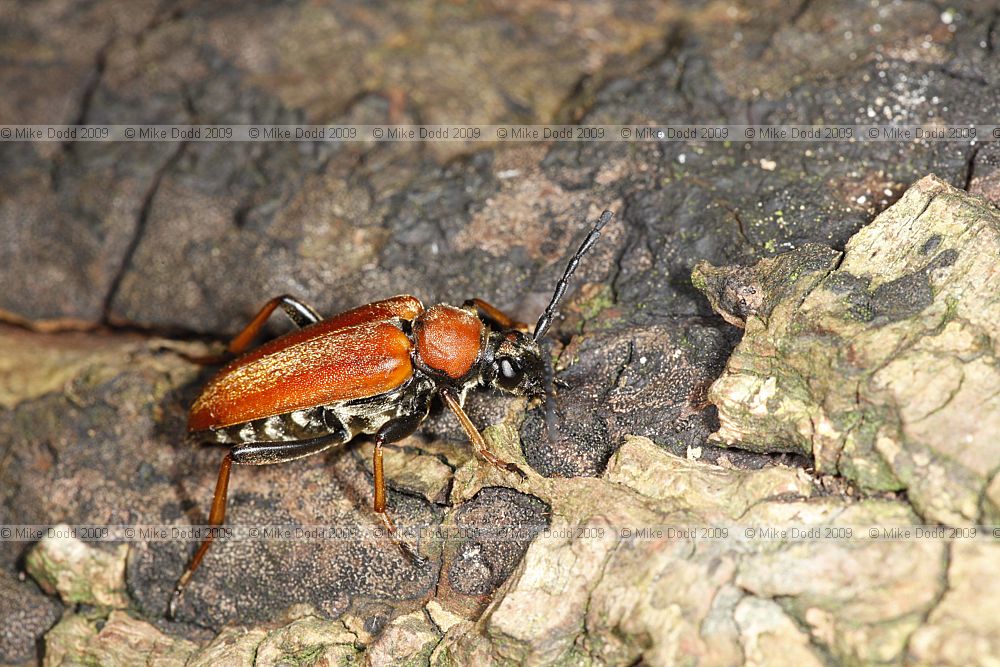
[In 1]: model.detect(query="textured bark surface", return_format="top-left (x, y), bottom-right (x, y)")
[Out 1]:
top-left (695, 176), bottom-right (1000, 526)
top-left (2, 0), bottom-right (1000, 665)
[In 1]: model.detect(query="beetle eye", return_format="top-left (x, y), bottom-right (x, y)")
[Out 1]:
top-left (497, 357), bottom-right (523, 390)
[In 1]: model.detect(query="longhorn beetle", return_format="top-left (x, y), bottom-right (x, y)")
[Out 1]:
top-left (169, 210), bottom-right (614, 617)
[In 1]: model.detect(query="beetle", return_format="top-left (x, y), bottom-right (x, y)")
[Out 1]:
top-left (168, 210), bottom-right (614, 617)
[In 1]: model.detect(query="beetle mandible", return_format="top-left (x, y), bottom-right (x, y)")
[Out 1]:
top-left (169, 210), bottom-right (614, 617)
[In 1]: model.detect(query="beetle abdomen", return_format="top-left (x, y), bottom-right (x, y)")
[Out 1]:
top-left (204, 406), bottom-right (344, 445)
top-left (199, 373), bottom-right (436, 448)
top-left (188, 321), bottom-right (415, 431)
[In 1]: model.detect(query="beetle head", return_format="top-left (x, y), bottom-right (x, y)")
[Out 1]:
top-left (481, 330), bottom-right (546, 397)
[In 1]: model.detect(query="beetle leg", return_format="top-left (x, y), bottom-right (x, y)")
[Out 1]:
top-left (168, 435), bottom-right (340, 619)
top-left (463, 298), bottom-right (530, 333)
top-left (188, 295), bottom-right (322, 365)
top-left (440, 389), bottom-right (527, 479)
top-left (168, 453), bottom-right (232, 619)
top-left (372, 413), bottom-right (429, 565)
top-left (228, 295), bottom-right (321, 353)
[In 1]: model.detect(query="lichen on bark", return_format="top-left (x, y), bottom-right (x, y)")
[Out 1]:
top-left (694, 175), bottom-right (1000, 526)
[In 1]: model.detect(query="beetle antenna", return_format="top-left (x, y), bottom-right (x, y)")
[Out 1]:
top-left (533, 210), bottom-right (614, 341)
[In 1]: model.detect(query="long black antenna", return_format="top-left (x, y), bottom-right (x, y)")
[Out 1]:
top-left (533, 210), bottom-right (614, 341)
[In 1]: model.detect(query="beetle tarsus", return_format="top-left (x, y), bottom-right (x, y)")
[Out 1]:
top-left (377, 509), bottom-right (427, 565)
top-left (398, 540), bottom-right (428, 566)
top-left (479, 447), bottom-right (528, 480)
top-left (167, 576), bottom-right (189, 620)
top-left (167, 591), bottom-right (181, 620)
top-left (505, 462), bottom-right (529, 480)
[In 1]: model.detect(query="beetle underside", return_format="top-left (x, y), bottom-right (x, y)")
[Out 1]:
top-left (196, 372), bottom-right (440, 450)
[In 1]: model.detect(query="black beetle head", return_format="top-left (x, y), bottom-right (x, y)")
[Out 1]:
top-left (481, 330), bottom-right (546, 397)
